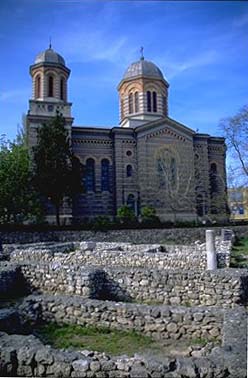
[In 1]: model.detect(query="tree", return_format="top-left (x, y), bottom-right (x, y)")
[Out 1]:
top-left (32, 113), bottom-right (82, 226)
top-left (220, 105), bottom-right (248, 187)
top-left (155, 144), bottom-right (196, 223)
top-left (0, 134), bottom-right (42, 223)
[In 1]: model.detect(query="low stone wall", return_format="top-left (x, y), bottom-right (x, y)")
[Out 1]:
top-left (19, 294), bottom-right (223, 342)
top-left (104, 268), bottom-right (248, 308)
top-left (10, 246), bottom-right (205, 270)
top-left (18, 261), bottom-right (248, 308)
top-left (21, 263), bottom-right (106, 298)
top-left (9, 238), bottom-right (232, 271)
top-left (0, 331), bottom-right (232, 378)
top-left (1, 225), bottom-right (242, 245)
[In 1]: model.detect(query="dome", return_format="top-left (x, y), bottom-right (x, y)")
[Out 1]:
top-left (34, 47), bottom-right (65, 66)
top-left (123, 58), bottom-right (164, 80)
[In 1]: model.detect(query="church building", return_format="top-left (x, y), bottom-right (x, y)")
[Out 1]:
top-left (26, 46), bottom-right (227, 224)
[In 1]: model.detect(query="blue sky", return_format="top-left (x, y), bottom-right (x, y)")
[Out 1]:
top-left (0, 0), bottom-right (247, 141)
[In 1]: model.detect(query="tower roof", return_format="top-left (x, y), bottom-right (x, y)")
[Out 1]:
top-left (34, 47), bottom-right (65, 66)
top-left (123, 59), bottom-right (164, 81)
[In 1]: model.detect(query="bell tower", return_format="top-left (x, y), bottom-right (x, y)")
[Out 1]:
top-left (26, 44), bottom-right (73, 148)
top-left (117, 49), bottom-right (169, 128)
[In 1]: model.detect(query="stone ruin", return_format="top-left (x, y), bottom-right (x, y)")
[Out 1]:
top-left (0, 229), bottom-right (247, 377)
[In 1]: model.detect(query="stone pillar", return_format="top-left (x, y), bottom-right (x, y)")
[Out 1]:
top-left (206, 230), bottom-right (217, 270)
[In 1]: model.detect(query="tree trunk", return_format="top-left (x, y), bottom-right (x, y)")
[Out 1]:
top-left (55, 204), bottom-right (60, 226)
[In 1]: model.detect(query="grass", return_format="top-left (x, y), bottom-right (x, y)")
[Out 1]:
top-left (230, 237), bottom-right (248, 268)
top-left (34, 323), bottom-right (159, 356)
top-left (34, 322), bottom-right (219, 358)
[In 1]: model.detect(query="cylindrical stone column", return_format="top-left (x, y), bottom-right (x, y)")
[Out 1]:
top-left (206, 230), bottom-right (217, 270)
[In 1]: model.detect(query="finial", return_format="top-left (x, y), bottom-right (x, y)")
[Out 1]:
top-left (49, 36), bottom-right (52, 49)
top-left (140, 46), bottom-right (144, 60)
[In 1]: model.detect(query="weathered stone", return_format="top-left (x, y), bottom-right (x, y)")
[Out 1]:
top-left (166, 322), bottom-right (178, 333)
top-left (72, 359), bottom-right (90, 372)
top-left (90, 361), bottom-right (101, 372)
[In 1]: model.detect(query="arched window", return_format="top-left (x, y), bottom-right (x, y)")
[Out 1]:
top-left (35, 75), bottom-right (41, 99)
top-left (85, 158), bottom-right (95, 192)
top-left (101, 159), bottom-right (110, 191)
top-left (170, 157), bottom-right (176, 187)
top-left (127, 194), bottom-right (135, 213)
top-left (210, 163), bottom-right (218, 194)
top-left (48, 75), bottom-right (54, 97)
top-left (152, 91), bottom-right (157, 112)
top-left (128, 93), bottom-right (133, 114)
top-left (147, 91), bottom-right (151, 112)
top-left (162, 96), bottom-right (167, 114)
top-left (134, 91), bottom-right (139, 113)
top-left (60, 78), bottom-right (64, 100)
top-left (126, 165), bottom-right (133, 177)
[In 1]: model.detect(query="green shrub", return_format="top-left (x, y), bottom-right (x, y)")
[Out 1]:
top-left (141, 206), bottom-right (156, 219)
top-left (140, 206), bottom-right (161, 226)
top-left (117, 205), bottom-right (136, 224)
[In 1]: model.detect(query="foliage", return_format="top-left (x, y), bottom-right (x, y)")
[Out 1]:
top-left (32, 113), bottom-right (82, 225)
top-left (117, 205), bottom-right (136, 224)
top-left (141, 205), bottom-right (156, 219)
top-left (35, 323), bottom-right (157, 356)
top-left (0, 134), bottom-right (43, 224)
top-left (220, 105), bottom-right (248, 187)
top-left (140, 206), bottom-right (161, 226)
top-left (230, 237), bottom-right (248, 268)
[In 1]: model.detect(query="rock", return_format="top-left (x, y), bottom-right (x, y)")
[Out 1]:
top-left (209, 327), bottom-right (220, 337)
top-left (130, 367), bottom-right (149, 377)
top-left (193, 312), bottom-right (204, 322)
top-left (72, 358), bottom-right (90, 372)
top-left (35, 347), bottom-right (54, 365)
top-left (166, 322), bottom-right (178, 333)
top-left (79, 241), bottom-right (96, 252)
top-left (90, 361), bottom-right (101, 372)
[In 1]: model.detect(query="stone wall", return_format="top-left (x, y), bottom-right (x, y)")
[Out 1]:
top-left (8, 238), bottom-right (232, 271)
top-left (17, 261), bottom-right (248, 308)
top-left (1, 225), bottom-right (243, 245)
top-left (20, 263), bottom-right (106, 298)
top-left (0, 330), bottom-right (232, 378)
top-left (104, 268), bottom-right (248, 308)
top-left (19, 294), bottom-right (223, 342)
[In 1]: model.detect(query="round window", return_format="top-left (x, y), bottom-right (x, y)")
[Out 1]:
top-left (126, 150), bottom-right (132, 157)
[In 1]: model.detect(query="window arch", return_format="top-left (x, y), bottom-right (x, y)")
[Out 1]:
top-left (128, 93), bottom-right (133, 114)
top-left (152, 91), bottom-right (157, 112)
top-left (35, 75), bottom-right (41, 98)
top-left (101, 159), bottom-right (110, 191)
top-left (126, 165), bottom-right (133, 177)
top-left (60, 78), bottom-right (65, 100)
top-left (48, 75), bottom-right (54, 97)
top-left (134, 91), bottom-right (139, 113)
top-left (147, 91), bottom-right (151, 112)
top-left (85, 158), bottom-right (95, 192)
top-left (210, 162), bottom-right (218, 194)
top-left (127, 194), bottom-right (135, 213)
top-left (162, 95), bottom-right (167, 114)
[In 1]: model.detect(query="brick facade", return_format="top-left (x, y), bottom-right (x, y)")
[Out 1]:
top-left (26, 47), bottom-right (227, 223)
